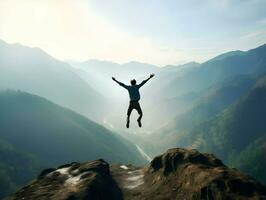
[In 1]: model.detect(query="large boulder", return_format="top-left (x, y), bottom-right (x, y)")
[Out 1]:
top-left (6, 159), bottom-right (123, 200)
top-left (145, 148), bottom-right (266, 200)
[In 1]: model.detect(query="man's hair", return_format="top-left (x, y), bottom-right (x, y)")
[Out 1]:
top-left (130, 79), bottom-right (137, 85)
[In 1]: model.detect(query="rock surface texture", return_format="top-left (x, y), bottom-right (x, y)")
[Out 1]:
top-left (6, 159), bottom-right (123, 200)
top-left (6, 148), bottom-right (266, 200)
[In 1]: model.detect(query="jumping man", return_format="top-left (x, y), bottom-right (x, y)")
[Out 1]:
top-left (112, 74), bottom-right (155, 128)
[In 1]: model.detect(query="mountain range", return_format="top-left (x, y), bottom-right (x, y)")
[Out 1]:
top-left (140, 46), bottom-right (266, 184)
top-left (1, 38), bottom-right (266, 199)
top-left (157, 44), bottom-right (266, 98)
top-left (0, 40), bottom-right (107, 121)
top-left (0, 90), bottom-right (146, 199)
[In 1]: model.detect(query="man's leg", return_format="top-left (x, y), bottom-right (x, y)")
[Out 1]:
top-left (127, 104), bottom-right (133, 128)
top-left (136, 103), bottom-right (143, 127)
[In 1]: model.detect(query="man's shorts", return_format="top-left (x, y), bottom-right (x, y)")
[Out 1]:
top-left (127, 101), bottom-right (143, 116)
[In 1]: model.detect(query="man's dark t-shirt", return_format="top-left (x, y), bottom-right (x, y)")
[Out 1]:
top-left (118, 80), bottom-right (147, 101)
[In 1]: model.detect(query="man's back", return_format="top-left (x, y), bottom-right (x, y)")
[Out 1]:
top-left (127, 85), bottom-right (141, 101)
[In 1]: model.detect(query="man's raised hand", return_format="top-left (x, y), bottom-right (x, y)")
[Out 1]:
top-left (150, 73), bottom-right (155, 78)
top-left (112, 77), bottom-right (116, 81)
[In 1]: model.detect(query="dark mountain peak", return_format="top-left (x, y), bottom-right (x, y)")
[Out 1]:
top-left (207, 50), bottom-right (245, 63)
top-left (149, 148), bottom-right (224, 175)
top-left (7, 159), bottom-right (123, 200)
top-left (206, 43), bottom-right (266, 64)
top-left (7, 148), bottom-right (266, 200)
top-left (249, 43), bottom-right (266, 51)
top-left (42, 159), bottom-right (110, 179)
top-left (145, 148), bottom-right (266, 199)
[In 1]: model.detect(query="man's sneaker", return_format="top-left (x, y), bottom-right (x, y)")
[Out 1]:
top-left (126, 120), bottom-right (130, 128)
top-left (137, 119), bottom-right (142, 127)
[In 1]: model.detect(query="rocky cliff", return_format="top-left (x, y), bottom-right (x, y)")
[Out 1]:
top-left (6, 148), bottom-right (266, 200)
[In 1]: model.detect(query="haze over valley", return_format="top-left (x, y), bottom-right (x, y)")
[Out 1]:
top-left (1, 39), bottom-right (266, 199)
top-left (1, 0), bottom-right (266, 199)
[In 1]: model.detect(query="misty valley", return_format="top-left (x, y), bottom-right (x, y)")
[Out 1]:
top-left (1, 39), bottom-right (266, 199)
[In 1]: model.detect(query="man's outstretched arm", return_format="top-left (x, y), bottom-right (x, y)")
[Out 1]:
top-left (112, 77), bottom-right (128, 89)
top-left (138, 74), bottom-right (155, 88)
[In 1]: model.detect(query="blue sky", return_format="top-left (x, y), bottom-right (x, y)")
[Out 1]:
top-left (0, 0), bottom-right (265, 65)
top-left (89, 0), bottom-right (266, 39)
top-left (88, 0), bottom-right (266, 60)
